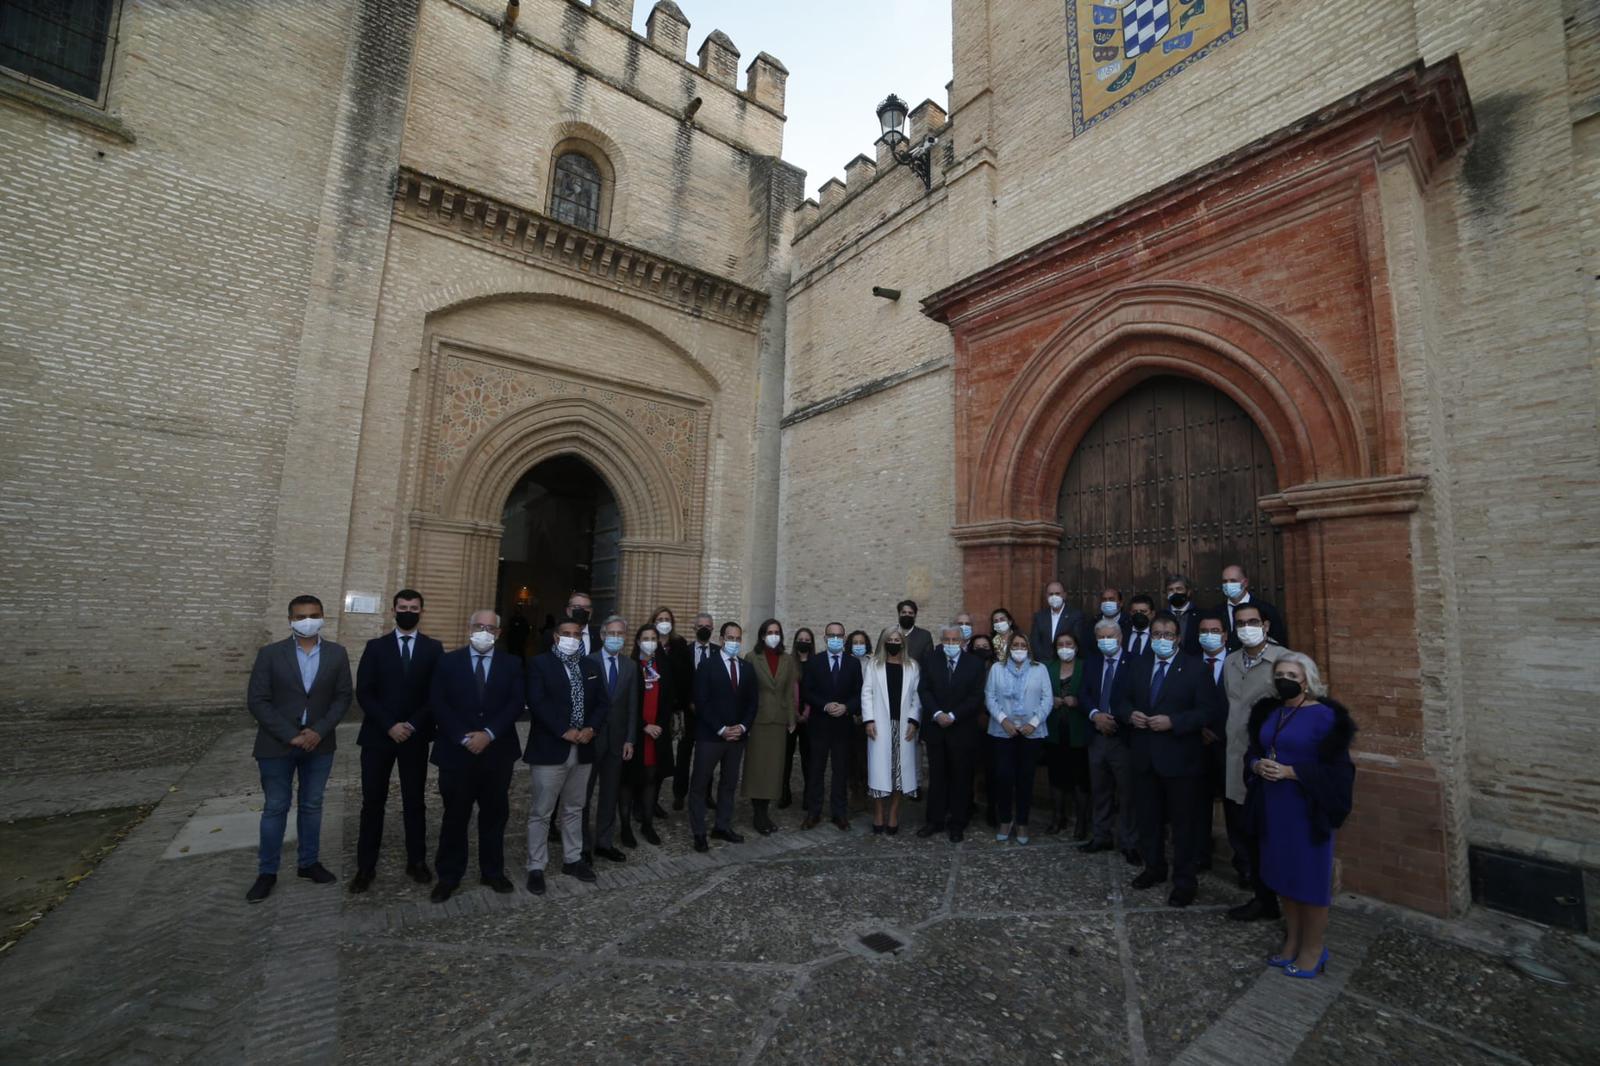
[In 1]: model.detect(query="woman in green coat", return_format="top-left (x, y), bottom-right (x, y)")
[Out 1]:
top-left (743, 618), bottom-right (799, 835)
top-left (1043, 630), bottom-right (1091, 839)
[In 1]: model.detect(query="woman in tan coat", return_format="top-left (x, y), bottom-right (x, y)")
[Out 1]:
top-left (742, 618), bottom-right (798, 834)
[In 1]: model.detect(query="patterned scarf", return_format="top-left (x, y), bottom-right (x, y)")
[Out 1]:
top-left (558, 649), bottom-right (585, 729)
top-left (1003, 659), bottom-right (1032, 720)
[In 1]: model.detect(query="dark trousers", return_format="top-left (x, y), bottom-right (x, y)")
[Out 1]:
top-left (356, 739), bottom-right (430, 871)
top-left (1043, 742), bottom-right (1091, 791)
top-left (783, 720), bottom-right (811, 800)
top-left (1133, 768), bottom-right (1207, 892)
top-left (689, 739), bottom-right (744, 836)
top-left (992, 736), bottom-right (1042, 825)
top-left (922, 721), bottom-right (978, 830)
top-left (804, 715), bottom-right (853, 819)
top-left (1228, 797), bottom-right (1278, 906)
top-left (433, 759), bottom-right (514, 886)
top-left (582, 744), bottom-right (625, 852)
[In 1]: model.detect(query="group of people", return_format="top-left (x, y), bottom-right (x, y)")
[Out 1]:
top-left (244, 567), bottom-right (1356, 980)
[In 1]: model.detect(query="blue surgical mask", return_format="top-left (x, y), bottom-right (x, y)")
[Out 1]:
top-left (959, 624), bottom-right (973, 640)
top-left (1222, 581), bottom-right (1244, 600)
top-left (1151, 637), bottom-right (1176, 659)
top-left (826, 636), bottom-right (845, 654)
top-left (1198, 632), bottom-right (1225, 653)
top-left (850, 644), bottom-right (868, 658)
top-left (1100, 601), bottom-right (1119, 616)
top-left (1097, 637), bottom-right (1120, 655)
top-left (723, 641), bottom-right (742, 657)
top-left (943, 643), bottom-right (961, 659)
top-left (603, 635), bottom-right (625, 654)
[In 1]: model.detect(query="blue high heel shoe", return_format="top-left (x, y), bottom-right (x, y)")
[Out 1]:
top-left (1283, 947), bottom-right (1329, 979)
top-left (1266, 954), bottom-right (1293, 968)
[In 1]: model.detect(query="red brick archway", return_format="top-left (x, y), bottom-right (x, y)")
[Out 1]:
top-left (925, 60), bottom-right (1475, 915)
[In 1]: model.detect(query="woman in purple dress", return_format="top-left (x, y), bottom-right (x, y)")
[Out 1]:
top-left (1245, 651), bottom-right (1356, 980)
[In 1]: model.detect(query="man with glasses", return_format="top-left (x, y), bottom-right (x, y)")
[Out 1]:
top-left (1221, 602), bottom-right (1289, 921)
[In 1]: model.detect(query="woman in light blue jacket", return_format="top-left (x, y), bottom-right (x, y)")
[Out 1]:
top-left (984, 631), bottom-right (1054, 844)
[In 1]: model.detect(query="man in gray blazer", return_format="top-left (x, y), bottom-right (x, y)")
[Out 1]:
top-left (582, 614), bottom-right (640, 864)
top-left (244, 594), bottom-right (354, 903)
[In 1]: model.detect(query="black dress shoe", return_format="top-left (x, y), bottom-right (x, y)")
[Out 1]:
top-left (1236, 873), bottom-right (1253, 891)
top-left (480, 874), bottom-right (514, 893)
top-left (348, 869), bottom-right (375, 894)
top-left (245, 874), bottom-right (276, 904)
top-left (673, 796), bottom-right (686, 811)
top-left (871, 824), bottom-right (885, 836)
top-left (1079, 839), bottom-right (1112, 854)
top-left (1226, 898), bottom-right (1281, 922)
top-left (778, 789), bottom-right (793, 810)
top-left (430, 882), bottom-right (456, 904)
top-left (640, 824), bottom-right (662, 846)
top-left (756, 820), bottom-right (775, 836)
top-left (948, 828), bottom-right (965, 843)
top-left (693, 835), bottom-right (709, 852)
top-left (562, 860), bottom-right (598, 883)
top-left (526, 870), bottom-right (546, 895)
top-left (406, 862), bottom-right (434, 884)
top-left (1123, 849), bottom-right (1143, 867)
top-left (619, 825), bottom-right (638, 848)
top-left (1168, 886), bottom-right (1196, 908)
top-left (885, 825), bottom-right (899, 836)
top-left (916, 824), bottom-right (942, 839)
top-left (832, 817), bottom-right (850, 832)
top-left (710, 828), bottom-right (745, 844)
top-left (595, 846), bottom-right (627, 863)
top-left (1131, 869), bottom-right (1166, 890)
top-left (653, 802), bottom-right (669, 818)
top-left (581, 850), bottom-right (593, 866)
top-left (297, 863), bottom-right (337, 885)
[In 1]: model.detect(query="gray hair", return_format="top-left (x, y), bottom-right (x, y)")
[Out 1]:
top-left (694, 611), bottom-right (714, 624)
top-left (1165, 573), bottom-right (1192, 590)
top-left (1275, 651), bottom-right (1329, 698)
top-left (1094, 618), bottom-right (1122, 637)
top-left (601, 614), bottom-right (627, 631)
top-left (468, 609), bottom-right (500, 627)
top-left (939, 622), bottom-right (964, 639)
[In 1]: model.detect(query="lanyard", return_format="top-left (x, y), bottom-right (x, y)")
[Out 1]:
top-left (1267, 703), bottom-right (1304, 760)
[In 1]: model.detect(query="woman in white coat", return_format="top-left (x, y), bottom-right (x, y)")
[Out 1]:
top-left (984, 631), bottom-right (1053, 844)
top-left (861, 626), bottom-right (921, 835)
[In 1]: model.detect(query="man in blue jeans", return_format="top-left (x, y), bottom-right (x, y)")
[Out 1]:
top-left (244, 594), bottom-right (354, 903)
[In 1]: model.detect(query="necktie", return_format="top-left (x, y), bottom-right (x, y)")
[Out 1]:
top-left (729, 657), bottom-right (739, 693)
top-left (831, 654), bottom-right (840, 686)
top-left (474, 653), bottom-right (487, 698)
top-left (947, 656), bottom-right (956, 678)
top-left (400, 634), bottom-right (412, 675)
top-left (1207, 657), bottom-right (1220, 685)
top-left (1101, 661), bottom-right (1115, 709)
top-left (1151, 660), bottom-right (1169, 704)
top-left (607, 654), bottom-right (618, 695)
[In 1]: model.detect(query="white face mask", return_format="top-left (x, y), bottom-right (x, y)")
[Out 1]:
top-left (290, 617), bottom-right (323, 638)
top-left (639, 640), bottom-right (658, 657)
top-left (1096, 637), bottom-right (1120, 655)
top-left (556, 635), bottom-right (582, 656)
top-left (1222, 581), bottom-right (1244, 600)
top-left (468, 630), bottom-right (496, 653)
top-left (1047, 594), bottom-right (1064, 610)
top-left (1237, 624), bottom-right (1266, 647)
top-left (655, 620), bottom-right (673, 636)
top-left (1009, 649), bottom-right (1028, 664)
top-left (1100, 601), bottom-right (1119, 616)
top-left (763, 633), bottom-right (781, 649)
top-left (1056, 647), bottom-right (1076, 662)
top-left (993, 619), bottom-right (1011, 634)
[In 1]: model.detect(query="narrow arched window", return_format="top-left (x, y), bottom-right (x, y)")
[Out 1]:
top-left (550, 151), bottom-right (602, 232)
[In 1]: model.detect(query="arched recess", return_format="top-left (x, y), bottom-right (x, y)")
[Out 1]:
top-left (543, 121), bottom-right (631, 236)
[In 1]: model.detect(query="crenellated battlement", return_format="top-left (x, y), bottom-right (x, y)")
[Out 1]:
top-left (794, 94), bottom-right (950, 234)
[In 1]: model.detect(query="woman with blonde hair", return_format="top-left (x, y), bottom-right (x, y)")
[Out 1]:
top-left (1246, 650), bottom-right (1356, 980)
top-left (861, 626), bottom-right (922, 835)
top-left (984, 630), bottom-right (1053, 844)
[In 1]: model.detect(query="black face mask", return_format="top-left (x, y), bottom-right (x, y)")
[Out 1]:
top-left (1131, 614), bottom-right (1150, 631)
top-left (795, 640), bottom-right (814, 654)
top-left (695, 625), bottom-right (713, 643)
top-left (1168, 593), bottom-right (1189, 609)
top-left (1274, 677), bottom-right (1304, 701)
top-left (885, 643), bottom-right (903, 656)
top-left (394, 611), bottom-right (420, 632)
top-left (898, 614), bottom-right (916, 630)
top-left (972, 645), bottom-right (992, 660)
top-left (570, 607), bottom-right (591, 624)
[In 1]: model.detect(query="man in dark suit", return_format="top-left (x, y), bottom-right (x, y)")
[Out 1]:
top-left (1113, 611), bottom-right (1224, 907)
top-left (1124, 595), bottom-right (1156, 657)
top-left (351, 589), bottom-right (443, 892)
top-left (689, 621), bottom-right (758, 851)
top-left (583, 615), bottom-right (640, 865)
top-left (1163, 575), bottom-right (1204, 656)
top-left (896, 599), bottom-right (933, 664)
top-left (673, 612), bottom-right (719, 809)
top-left (800, 621), bottom-right (863, 832)
top-left (524, 616), bottom-right (609, 893)
top-left (1079, 618), bottom-right (1137, 862)
top-left (1221, 564), bottom-right (1290, 650)
top-left (564, 590), bottom-right (603, 656)
top-left (1195, 613), bottom-right (1231, 875)
top-left (426, 610), bottom-right (524, 903)
top-left (916, 623), bottom-right (988, 842)
top-left (1029, 579), bottom-right (1088, 662)
top-left (244, 594), bottom-right (354, 903)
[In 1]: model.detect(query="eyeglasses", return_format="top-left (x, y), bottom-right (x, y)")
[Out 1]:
top-left (469, 623), bottom-right (499, 633)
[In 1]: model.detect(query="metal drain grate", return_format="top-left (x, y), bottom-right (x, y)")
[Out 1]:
top-left (859, 931), bottom-right (904, 954)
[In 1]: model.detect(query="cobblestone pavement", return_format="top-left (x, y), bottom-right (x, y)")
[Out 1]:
top-left (2, 720), bottom-right (1597, 1064)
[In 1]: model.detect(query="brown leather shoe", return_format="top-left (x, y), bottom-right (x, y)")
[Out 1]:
top-left (832, 817), bottom-right (850, 832)
top-left (801, 815), bottom-right (821, 830)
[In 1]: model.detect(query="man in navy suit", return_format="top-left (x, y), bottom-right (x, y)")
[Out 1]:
top-left (689, 621), bottom-right (758, 851)
top-left (1124, 595), bottom-right (1156, 656)
top-left (351, 589), bottom-right (443, 892)
top-left (1113, 611), bottom-right (1225, 907)
top-left (1079, 618), bottom-right (1137, 862)
top-left (427, 610), bottom-right (525, 903)
top-left (800, 621), bottom-right (863, 832)
top-left (524, 616), bottom-right (609, 894)
top-left (915, 623), bottom-right (988, 842)
top-left (1195, 613), bottom-right (1232, 877)
top-left (1220, 563), bottom-right (1290, 650)
top-left (1163, 575), bottom-right (1205, 656)
top-left (1029, 580), bottom-right (1088, 665)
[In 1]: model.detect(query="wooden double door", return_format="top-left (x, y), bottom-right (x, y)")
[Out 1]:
top-left (1055, 376), bottom-right (1284, 612)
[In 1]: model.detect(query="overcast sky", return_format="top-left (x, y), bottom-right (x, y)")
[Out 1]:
top-left (631, 0), bottom-right (955, 200)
